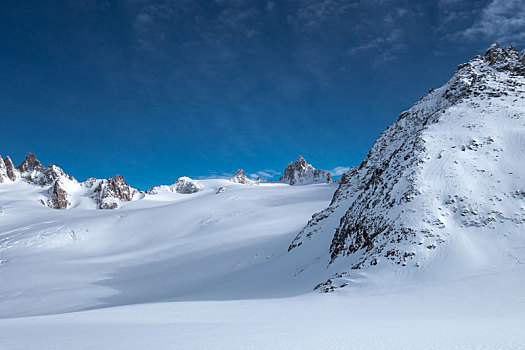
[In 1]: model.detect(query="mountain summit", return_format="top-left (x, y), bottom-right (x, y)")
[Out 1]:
top-left (280, 156), bottom-right (332, 185)
top-left (288, 44), bottom-right (525, 290)
top-left (229, 169), bottom-right (255, 185)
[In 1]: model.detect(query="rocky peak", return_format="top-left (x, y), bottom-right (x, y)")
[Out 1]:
top-left (147, 177), bottom-right (203, 195)
top-left (3, 156), bottom-right (19, 181)
top-left (229, 169), bottom-right (254, 185)
top-left (17, 153), bottom-right (44, 173)
top-left (174, 177), bottom-right (203, 194)
top-left (280, 155), bottom-right (332, 185)
top-left (483, 44), bottom-right (524, 74)
top-left (16, 153), bottom-right (69, 186)
top-left (92, 174), bottom-right (142, 209)
top-left (0, 156), bottom-right (7, 183)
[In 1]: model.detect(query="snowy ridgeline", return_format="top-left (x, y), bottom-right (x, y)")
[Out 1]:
top-left (288, 44), bottom-right (525, 291)
top-left (0, 152), bottom-right (333, 210)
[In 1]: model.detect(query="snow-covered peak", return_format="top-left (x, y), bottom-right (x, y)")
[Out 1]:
top-left (147, 176), bottom-right (203, 194)
top-left (88, 174), bottom-right (143, 209)
top-left (174, 177), bottom-right (203, 194)
top-left (288, 44), bottom-right (525, 290)
top-left (17, 152), bottom-right (43, 173)
top-left (3, 156), bottom-right (19, 182)
top-left (229, 169), bottom-right (255, 185)
top-left (0, 156), bottom-right (8, 183)
top-left (483, 44), bottom-right (525, 73)
top-left (280, 155), bottom-right (332, 185)
top-left (13, 152), bottom-right (72, 186)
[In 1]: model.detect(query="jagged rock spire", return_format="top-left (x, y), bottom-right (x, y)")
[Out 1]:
top-left (91, 174), bottom-right (142, 209)
top-left (3, 156), bottom-right (19, 181)
top-left (48, 180), bottom-right (70, 210)
top-left (280, 155), bottom-right (332, 185)
top-left (483, 44), bottom-right (525, 74)
top-left (0, 156), bottom-right (7, 183)
top-left (229, 169), bottom-right (254, 185)
top-left (17, 152), bottom-right (44, 173)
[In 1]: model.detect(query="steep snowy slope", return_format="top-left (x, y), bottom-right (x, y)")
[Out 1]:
top-left (289, 44), bottom-right (525, 290)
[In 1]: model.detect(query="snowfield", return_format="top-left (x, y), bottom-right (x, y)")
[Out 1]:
top-left (0, 178), bottom-right (524, 349)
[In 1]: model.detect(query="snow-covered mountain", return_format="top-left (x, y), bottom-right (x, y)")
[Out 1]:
top-left (0, 153), bottom-right (143, 210)
top-left (289, 44), bottom-right (525, 291)
top-left (280, 156), bottom-right (332, 185)
top-left (229, 169), bottom-right (255, 185)
top-left (147, 176), bottom-right (204, 194)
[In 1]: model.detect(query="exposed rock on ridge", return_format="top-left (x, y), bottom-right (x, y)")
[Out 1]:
top-left (229, 169), bottom-right (255, 185)
top-left (89, 175), bottom-right (143, 209)
top-left (147, 177), bottom-right (203, 195)
top-left (47, 180), bottom-right (70, 210)
top-left (280, 156), bottom-right (332, 185)
top-left (3, 156), bottom-right (19, 181)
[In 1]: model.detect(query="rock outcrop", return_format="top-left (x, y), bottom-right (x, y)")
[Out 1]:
top-left (3, 156), bottom-right (20, 181)
top-left (16, 153), bottom-right (69, 186)
top-left (147, 177), bottom-right (203, 195)
top-left (229, 169), bottom-right (255, 185)
top-left (280, 156), bottom-right (332, 185)
top-left (289, 45), bottom-right (525, 289)
top-left (0, 156), bottom-right (8, 183)
top-left (47, 180), bottom-right (70, 210)
top-left (89, 175), bottom-right (142, 209)
top-left (173, 177), bottom-right (203, 194)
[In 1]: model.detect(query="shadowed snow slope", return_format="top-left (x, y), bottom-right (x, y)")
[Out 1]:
top-left (0, 180), bottom-right (336, 317)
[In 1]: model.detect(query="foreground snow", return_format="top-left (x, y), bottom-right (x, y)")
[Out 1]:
top-left (2, 267), bottom-right (524, 349)
top-left (1, 178), bottom-right (524, 349)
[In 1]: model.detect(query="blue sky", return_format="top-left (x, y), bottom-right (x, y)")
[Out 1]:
top-left (1, 0), bottom-right (524, 190)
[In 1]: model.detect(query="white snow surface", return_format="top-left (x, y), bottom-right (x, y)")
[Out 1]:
top-left (0, 178), bottom-right (524, 349)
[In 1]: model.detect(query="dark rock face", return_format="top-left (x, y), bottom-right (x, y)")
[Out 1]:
top-left (174, 177), bottom-right (203, 194)
top-left (484, 44), bottom-right (525, 74)
top-left (216, 187), bottom-right (228, 194)
top-left (0, 156), bottom-right (7, 183)
top-left (17, 153), bottom-right (44, 173)
top-left (92, 175), bottom-right (142, 209)
top-left (280, 156), bottom-right (332, 185)
top-left (3, 156), bottom-right (19, 181)
top-left (229, 169), bottom-right (254, 184)
top-left (16, 153), bottom-right (68, 186)
top-left (49, 181), bottom-right (70, 210)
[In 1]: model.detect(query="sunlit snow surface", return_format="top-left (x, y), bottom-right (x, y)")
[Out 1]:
top-left (1, 179), bottom-right (524, 349)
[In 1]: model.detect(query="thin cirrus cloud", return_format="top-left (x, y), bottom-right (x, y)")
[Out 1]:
top-left (460, 0), bottom-right (525, 45)
top-left (249, 169), bottom-right (281, 180)
top-left (328, 166), bottom-right (351, 177)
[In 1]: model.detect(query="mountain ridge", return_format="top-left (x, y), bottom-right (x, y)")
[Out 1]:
top-left (288, 44), bottom-right (525, 290)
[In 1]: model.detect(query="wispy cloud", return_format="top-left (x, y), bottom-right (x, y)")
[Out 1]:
top-left (249, 169), bottom-right (281, 180)
top-left (328, 166), bottom-right (351, 177)
top-left (460, 0), bottom-right (525, 45)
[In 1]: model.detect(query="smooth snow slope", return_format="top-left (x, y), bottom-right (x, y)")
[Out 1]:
top-left (1, 178), bottom-right (524, 349)
top-left (0, 180), bottom-right (335, 317)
